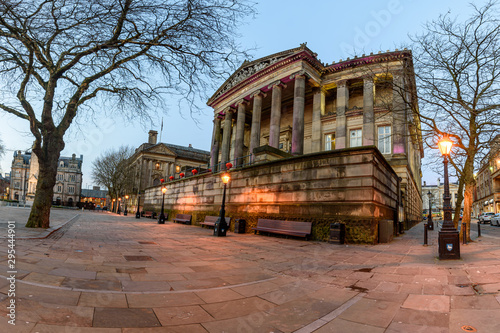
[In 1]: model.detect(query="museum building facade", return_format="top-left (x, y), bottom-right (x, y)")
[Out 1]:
top-left (144, 45), bottom-right (423, 242)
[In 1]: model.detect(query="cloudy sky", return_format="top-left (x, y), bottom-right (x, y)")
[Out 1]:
top-left (0, 0), bottom-right (482, 188)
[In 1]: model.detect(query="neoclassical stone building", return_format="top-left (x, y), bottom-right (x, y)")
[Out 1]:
top-left (207, 44), bottom-right (423, 225)
top-left (473, 135), bottom-right (500, 216)
top-left (9, 150), bottom-right (83, 206)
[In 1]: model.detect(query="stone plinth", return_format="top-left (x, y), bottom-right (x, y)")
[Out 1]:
top-left (144, 146), bottom-right (399, 243)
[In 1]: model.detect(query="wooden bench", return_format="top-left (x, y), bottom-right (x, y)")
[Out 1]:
top-left (143, 211), bottom-right (156, 218)
top-left (173, 214), bottom-right (192, 225)
top-left (200, 216), bottom-right (231, 228)
top-left (252, 219), bottom-right (312, 239)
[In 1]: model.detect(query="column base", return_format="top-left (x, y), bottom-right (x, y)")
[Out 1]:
top-left (438, 230), bottom-right (460, 260)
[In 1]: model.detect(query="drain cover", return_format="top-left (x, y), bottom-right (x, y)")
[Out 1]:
top-left (461, 326), bottom-right (477, 332)
top-left (124, 255), bottom-right (153, 261)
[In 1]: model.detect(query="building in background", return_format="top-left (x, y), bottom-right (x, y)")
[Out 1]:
top-left (80, 186), bottom-right (108, 209)
top-left (422, 180), bottom-right (463, 218)
top-left (9, 149), bottom-right (83, 206)
top-left (473, 135), bottom-right (500, 217)
top-left (126, 130), bottom-right (210, 212)
top-left (0, 173), bottom-right (10, 199)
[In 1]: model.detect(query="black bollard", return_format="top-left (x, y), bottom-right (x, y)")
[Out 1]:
top-left (477, 222), bottom-right (481, 237)
top-left (424, 223), bottom-right (428, 246)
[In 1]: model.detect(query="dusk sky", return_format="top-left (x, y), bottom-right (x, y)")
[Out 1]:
top-left (0, 0), bottom-right (482, 188)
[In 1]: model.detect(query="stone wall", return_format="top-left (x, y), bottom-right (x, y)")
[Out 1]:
top-left (144, 146), bottom-right (399, 243)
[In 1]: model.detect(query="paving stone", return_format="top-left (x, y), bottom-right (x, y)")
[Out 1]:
top-left (451, 295), bottom-right (500, 309)
top-left (392, 308), bottom-right (449, 327)
top-left (122, 325), bottom-right (209, 332)
top-left (126, 292), bottom-right (205, 308)
top-left (93, 307), bottom-right (161, 328)
top-left (10, 282), bottom-right (81, 306)
top-left (153, 305), bottom-right (214, 326)
top-left (22, 272), bottom-right (66, 286)
top-left (195, 288), bottom-right (245, 303)
top-left (231, 281), bottom-right (280, 297)
top-left (402, 295), bottom-right (450, 313)
top-left (61, 277), bottom-right (122, 291)
top-left (31, 324), bottom-right (122, 332)
top-left (78, 292), bottom-right (128, 308)
top-left (338, 298), bottom-right (400, 328)
top-left (314, 318), bottom-right (385, 333)
top-left (449, 309), bottom-right (500, 333)
top-left (385, 322), bottom-right (448, 333)
top-left (49, 267), bottom-right (97, 279)
top-left (201, 297), bottom-right (276, 320)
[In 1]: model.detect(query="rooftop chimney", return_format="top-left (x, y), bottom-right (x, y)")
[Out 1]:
top-left (423, 181), bottom-right (426, 186)
top-left (148, 130), bottom-right (158, 145)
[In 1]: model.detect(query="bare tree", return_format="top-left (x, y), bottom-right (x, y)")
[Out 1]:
top-left (92, 146), bottom-right (135, 212)
top-left (409, 1), bottom-right (500, 240)
top-left (0, 0), bottom-right (256, 227)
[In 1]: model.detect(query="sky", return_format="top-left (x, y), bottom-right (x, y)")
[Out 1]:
top-left (0, 0), bottom-right (485, 188)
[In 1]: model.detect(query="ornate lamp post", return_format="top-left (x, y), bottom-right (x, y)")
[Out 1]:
top-left (117, 197), bottom-right (121, 214)
top-left (135, 189), bottom-right (141, 218)
top-left (214, 173), bottom-right (230, 237)
top-left (427, 191), bottom-right (434, 230)
top-left (158, 186), bottom-right (167, 224)
top-left (112, 198), bottom-right (116, 212)
top-left (438, 136), bottom-right (460, 259)
top-left (124, 195), bottom-right (129, 216)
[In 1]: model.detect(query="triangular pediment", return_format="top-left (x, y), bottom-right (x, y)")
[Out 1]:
top-left (208, 44), bottom-right (313, 104)
top-left (144, 143), bottom-right (177, 157)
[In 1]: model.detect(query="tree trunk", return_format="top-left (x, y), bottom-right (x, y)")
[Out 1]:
top-left (463, 183), bottom-right (474, 242)
top-left (25, 135), bottom-right (64, 228)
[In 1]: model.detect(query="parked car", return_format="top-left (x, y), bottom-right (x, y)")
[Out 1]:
top-left (479, 212), bottom-right (495, 224)
top-left (490, 213), bottom-right (500, 227)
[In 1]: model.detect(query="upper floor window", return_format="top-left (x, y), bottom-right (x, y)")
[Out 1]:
top-left (57, 185), bottom-right (62, 193)
top-left (59, 161), bottom-right (64, 167)
top-left (69, 174), bottom-right (76, 182)
top-left (155, 162), bottom-right (160, 170)
top-left (325, 133), bottom-right (335, 151)
top-left (350, 129), bottom-right (362, 148)
top-left (57, 174), bottom-right (64, 181)
top-left (378, 126), bottom-right (391, 154)
top-left (68, 186), bottom-right (75, 194)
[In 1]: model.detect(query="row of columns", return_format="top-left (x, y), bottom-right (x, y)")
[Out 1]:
top-left (140, 159), bottom-right (177, 188)
top-left (210, 71), bottom-right (406, 169)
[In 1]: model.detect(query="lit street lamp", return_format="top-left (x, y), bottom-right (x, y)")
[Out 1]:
top-left (112, 198), bottom-right (116, 212)
top-left (124, 195), bottom-right (129, 216)
top-left (214, 173), bottom-right (230, 237)
top-left (438, 136), bottom-right (460, 260)
top-left (117, 197), bottom-right (121, 214)
top-left (427, 191), bottom-right (434, 230)
top-left (158, 186), bottom-right (167, 224)
top-left (136, 189), bottom-right (141, 218)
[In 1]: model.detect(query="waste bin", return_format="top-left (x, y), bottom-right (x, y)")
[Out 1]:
top-left (234, 219), bottom-right (246, 234)
top-left (329, 223), bottom-right (345, 244)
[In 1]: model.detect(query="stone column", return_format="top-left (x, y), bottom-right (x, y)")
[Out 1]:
top-left (335, 80), bottom-right (348, 149)
top-left (363, 77), bottom-right (375, 146)
top-left (220, 108), bottom-right (234, 167)
top-left (234, 100), bottom-right (247, 167)
top-left (291, 73), bottom-right (306, 155)
top-left (392, 72), bottom-right (406, 154)
top-left (210, 115), bottom-right (222, 170)
top-left (311, 87), bottom-right (325, 152)
top-left (269, 81), bottom-right (286, 149)
top-left (249, 91), bottom-right (266, 158)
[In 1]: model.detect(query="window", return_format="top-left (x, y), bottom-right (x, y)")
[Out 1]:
top-left (14, 182), bottom-right (20, 189)
top-left (68, 186), bottom-right (75, 194)
top-left (155, 162), bottom-right (160, 170)
top-left (59, 161), bottom-right (64, 167)
top-left (378, 126), bottom-right (391, 154)
top-left (57, 185), bottom-right (62, 193)
top-left (324, 133), bottom-right (335, 151)
top-left (57, 174), bottom-right (63, 181)
top-left (69, 174), bottom-right (76, 182)
top-left (350, 129), bottom-right (362, 148)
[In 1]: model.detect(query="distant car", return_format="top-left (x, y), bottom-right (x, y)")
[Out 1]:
top-left (479, 212), bottom-right (495, 224)
top-left (459, 214), bottom-right (463, 221)
top-left (490, 213), bottom-right (500, 227)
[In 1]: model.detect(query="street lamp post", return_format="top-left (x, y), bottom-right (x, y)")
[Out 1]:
top-left (214, 173), bottom-right (230, 237)
top-left (438, 136), bottom-right (460, 260)
top-left (427, 191), bottom-right (434, 230)
top-left (158, 186), bottom-right (167, 224)
top-left (117, 197), bottom-right (121, 214)
top-left (135, 189), bottom-right (141, 218)
top-left (124, 195), bottom-right (129, 216)
top-left (112, 198), bottom-right (116, 212)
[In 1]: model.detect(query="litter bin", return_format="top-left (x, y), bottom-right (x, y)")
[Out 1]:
top-left (329, 223), bottom-right (345, 244)
top-left (234, 219), bottom-right (246, 234)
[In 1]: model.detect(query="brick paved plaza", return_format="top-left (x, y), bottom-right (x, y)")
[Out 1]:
top-left (1, 206), bottom-right (500, 332)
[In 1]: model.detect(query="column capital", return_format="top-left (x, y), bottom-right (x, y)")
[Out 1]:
top-left (335, 79), bottom-right (348, 88)
top-left (312, 86), bottom-right (328, 94)
top-left (289, 70), bottom-right (308, 80)
top-left (251, 90), bottom-right (267, 99)
top-left (223, 107), bottom-right (236, 116)
top-left (235, 99), bottom-right (249, 107)
top-left (268, 80), bottom-right (287, 90)
top-left (362, 75), bottom-right (374, 82)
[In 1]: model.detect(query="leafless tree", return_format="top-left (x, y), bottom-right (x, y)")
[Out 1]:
top-left (409, 1), bottom-right (500, 240)
top-left (0, 0), bottom-right (256, 227)
top-left (92, 146), bottom-right (135, 212)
